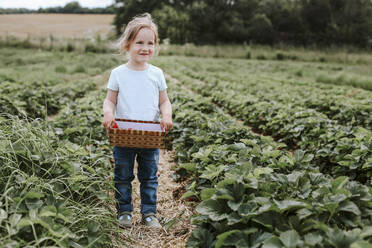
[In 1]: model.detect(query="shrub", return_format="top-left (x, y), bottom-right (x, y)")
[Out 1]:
top-left (66, 43), bottom-right (75, 52)
top-left (73, 65), bottom-right (86, 73)
top-left (276, 52), bottom-right (285, 60)
top-left (55, 65), bottom-right (67, 73)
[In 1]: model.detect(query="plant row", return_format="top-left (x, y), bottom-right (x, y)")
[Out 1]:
top-left (167, 57), bottom-right (372, 130)
top-left (162, 61), bottom-right (372, 183)
top-left (166, 80), bottom-right (372, 248)
top-left (0, 78), bottom-right (96, 119)
top-left (0, 88), bottom-right (119, 247)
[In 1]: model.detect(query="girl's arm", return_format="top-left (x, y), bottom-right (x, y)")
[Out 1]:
top-left (159, 90), bottom-right (173, 132)
top-left (103, 89), bottom-right (118, 135)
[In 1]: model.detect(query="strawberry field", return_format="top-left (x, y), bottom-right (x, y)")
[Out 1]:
top-left (1, 47), bottom-right (372, 247)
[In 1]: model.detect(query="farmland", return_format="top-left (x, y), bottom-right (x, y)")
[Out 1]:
top-left (0, 14), bottom-right (115, 39)
top-left (0, 41), bottom-right (372, 248)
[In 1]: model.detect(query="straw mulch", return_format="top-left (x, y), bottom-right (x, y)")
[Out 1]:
top-left (110, 150), bottom-right (195, 248)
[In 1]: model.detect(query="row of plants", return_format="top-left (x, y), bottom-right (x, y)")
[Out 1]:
top-left (159, 60), bottom-right (372, 183)
top-left (0, 47), bottom-right (121, 246)
top-left (165, 79), bottom-right (372, 248)
top-left (0, 107), bottom-right (116, 247)
top-left (0, 78), bottom-right (96, 119)
top-left (164, 57), bottom-right (372, 130)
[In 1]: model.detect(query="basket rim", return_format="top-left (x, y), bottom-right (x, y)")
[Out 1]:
top-left (114, 118), bottom-right (160, 124)
top-left (109, 118), bottom-right (165, 136)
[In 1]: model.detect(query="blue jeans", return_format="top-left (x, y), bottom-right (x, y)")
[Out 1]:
top-left (113, 146), bottom-right (159, 215)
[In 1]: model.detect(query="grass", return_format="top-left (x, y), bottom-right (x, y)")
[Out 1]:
top-left (1, 34), bottom-right (372, 66)
top-left (316, 73), bottom-right (372, 91)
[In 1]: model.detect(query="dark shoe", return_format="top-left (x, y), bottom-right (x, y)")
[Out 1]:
top-left (141, 213), bottom-right (161, 228)
top-left (118, 212), bottom-right (132, 228)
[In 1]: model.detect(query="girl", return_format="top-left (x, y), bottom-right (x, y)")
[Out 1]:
top-left (102, 13), bottom-right (172, 228)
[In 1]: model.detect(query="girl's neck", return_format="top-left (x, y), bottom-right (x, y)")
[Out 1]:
top-left (126, 60), bottom-right (149, 71)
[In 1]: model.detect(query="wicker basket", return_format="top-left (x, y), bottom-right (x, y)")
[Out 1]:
top-left (108, 118), bottom-right (167, 149)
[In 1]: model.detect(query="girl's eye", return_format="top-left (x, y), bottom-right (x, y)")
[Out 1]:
top-left (136, 41), bottom-right (143, 44)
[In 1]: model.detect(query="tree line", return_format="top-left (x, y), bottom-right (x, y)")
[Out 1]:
top-left (113, 0), bottom-right (372, 48)
top-left (0, 1), bottom-right (114, 15)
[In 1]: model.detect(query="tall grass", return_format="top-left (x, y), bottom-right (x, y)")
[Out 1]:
top-left (1, 34), bottom-right (372, 65)
top-left (316, 73), bottom-right (372, 91)
top-left (0, 116), bottom-right (120, 247)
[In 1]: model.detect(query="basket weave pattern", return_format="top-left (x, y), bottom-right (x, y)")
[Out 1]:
top-left (109, 119), bottom-right (165, 149)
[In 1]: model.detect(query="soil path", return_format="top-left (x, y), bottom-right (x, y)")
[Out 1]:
top-left (112, 150), bottom-right (194, 248)
top-left (96, 73), bottom-right (195, 248)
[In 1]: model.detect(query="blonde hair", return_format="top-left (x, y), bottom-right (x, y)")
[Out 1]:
top-left (117, 13), bottom-right (159, 56)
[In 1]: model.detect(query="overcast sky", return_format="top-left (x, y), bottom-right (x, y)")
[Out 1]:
top-left (0, 0), bottom-right (115, 9)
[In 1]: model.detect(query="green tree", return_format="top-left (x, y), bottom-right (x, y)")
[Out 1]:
top-left (248, 13), bottom-right (275, 44)
top-left (113, 0), bottom-right (169, 35)
top-left (152, 5), bottom-right (190, 44)
top-left (63, 1), bottom-right (83, 13)
top-left (301, 0), bottom-right (333, 44)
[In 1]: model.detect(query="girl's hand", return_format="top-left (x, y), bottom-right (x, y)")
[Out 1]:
top-left (103, 113), bottom-right (115, 136)
top-left (160, 116), bottom-right (173, 132)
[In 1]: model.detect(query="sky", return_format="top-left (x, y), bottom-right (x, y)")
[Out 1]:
top-left (0, 0), bottom-right (115, 9)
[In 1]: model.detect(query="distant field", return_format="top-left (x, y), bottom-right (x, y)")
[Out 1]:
top-left (0, 14), bottom-right (115, 38)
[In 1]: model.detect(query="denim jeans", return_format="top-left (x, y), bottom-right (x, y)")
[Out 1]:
top-left (113, 146), bottom-right (159, 215)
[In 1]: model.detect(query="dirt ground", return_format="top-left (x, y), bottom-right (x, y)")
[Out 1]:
top-left (0, 14), bottom-right (115, 38)
top-left (110, 150), bottom-right (195, 248)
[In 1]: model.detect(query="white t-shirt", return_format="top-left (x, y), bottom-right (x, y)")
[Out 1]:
top-left (107, 64), bottom-right (167, 121)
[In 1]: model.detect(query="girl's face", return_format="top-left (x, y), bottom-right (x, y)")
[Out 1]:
top-left (127, 27), bottom-right (155, 65)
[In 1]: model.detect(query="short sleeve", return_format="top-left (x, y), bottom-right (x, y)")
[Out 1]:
top-left (107, 70), bottom-right (119, 91)
top-left (158, 69), bottom-right (167, 91)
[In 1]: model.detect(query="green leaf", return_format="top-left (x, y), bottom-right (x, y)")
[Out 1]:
top-left (40, 205), bottom-right (57, 217)
top-left (304, 232), bottom-right (322, 246)
top-left (331, 176), bottom-right (349, 191)
top-left (296, 208), bottom-right (313, 220)
top-left (16, 217), bottom-right (33, 230)
top-left (180, 163), bottom-right (197, 172)
top-left (360, 226), bottom-right (372, 239)
top-left (327, 228), bottom-right (359, 248)
top-left (228, 198), bottom-right (244, 211)
top-left (181, 191), bottom-right (197, 200)
top-left (275, 200), bottom-right (307, 213)
top-left (253, 167), bottom-right (273, 178)
top-left (9, 214), bottom-right (22, 227)
top-left (25, 199), bottom-right (43, 210)
top-left (186, 227), bottom-right (215, 248)
top-left (279, 230), bottom-right (301, 248)
top-left (338, 201), bottom-right (361, 215)
top-left (351, 241), bottom-right (372, 248)
top-left (216, 230), bottom-right (241, 248)
top-left (200, 164), bottom-right (226, 181)
top-left (201, 188), bottom-right (216, 200)
top-left (196, 199), bottom-right (229, 221)
top-left (25, 191), bottom-right (44, 199)
top-left (262, 236), bottom-right (284, 248)
top-left (294, 150), bottom-right (305, 162)
top-left (0, 208), bottom-right (7, 225)
top-left (227, 211), bottom-right (242, 225)
top-left (216, 178), bottom-right (236, 188)
top-left (216, 229), bottom-right (257, 248)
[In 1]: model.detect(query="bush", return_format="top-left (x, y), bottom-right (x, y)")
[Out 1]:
top-left (276, 52), bottom-right (285, 60)
top-left (55, 65), bottom-right (67, 73)
top-left (66, 43), bottom-right (75, 52)
top-left (73, 65), bottom-right (86, 73)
